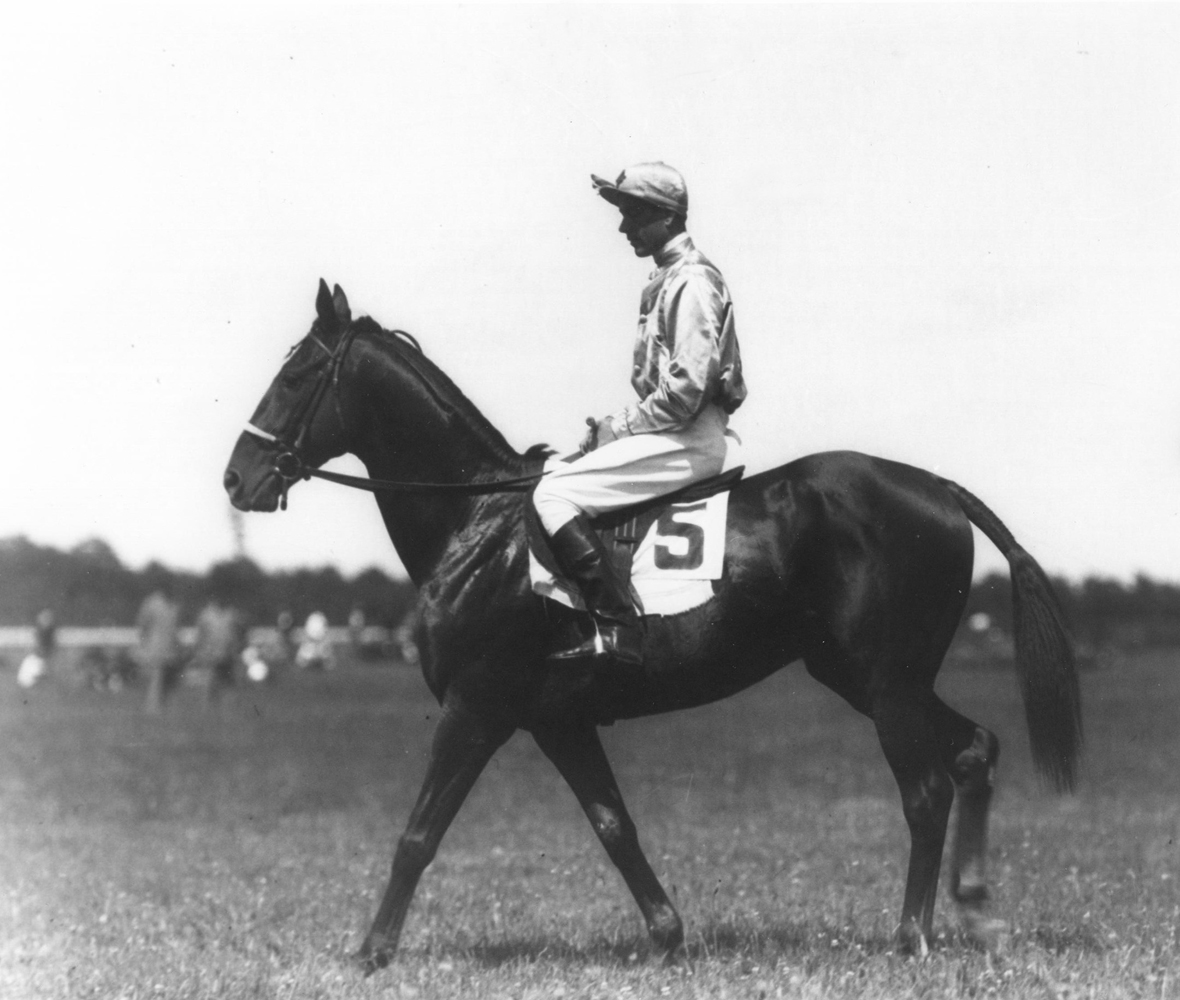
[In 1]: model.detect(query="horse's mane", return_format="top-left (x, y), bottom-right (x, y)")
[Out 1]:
top-left (354, 316), bottom-right (534, 471)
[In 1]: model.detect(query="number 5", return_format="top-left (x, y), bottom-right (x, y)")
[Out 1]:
top-left (654, 502), bottom-right (706, 570)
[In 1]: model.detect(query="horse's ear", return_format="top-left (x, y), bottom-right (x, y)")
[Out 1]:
top-left (315, 279), bottom-right (334, 324)
top-left (332, 284), bottom-right (351, 327)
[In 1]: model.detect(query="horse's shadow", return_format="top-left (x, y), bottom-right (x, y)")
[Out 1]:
top-left (414, 921), bottom-right (898, 969)
top-left (397, 919), bottom-right (1109, 969)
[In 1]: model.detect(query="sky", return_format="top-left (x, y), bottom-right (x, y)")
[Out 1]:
top-left (1, 4), bottom-right (1177, 583)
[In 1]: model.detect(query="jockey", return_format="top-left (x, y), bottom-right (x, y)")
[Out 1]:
top-left (533, 162), bottom-right (747, 667)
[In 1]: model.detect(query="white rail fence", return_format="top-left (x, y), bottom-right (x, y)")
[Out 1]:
top-left (0, 625), bottom-right (385, 651)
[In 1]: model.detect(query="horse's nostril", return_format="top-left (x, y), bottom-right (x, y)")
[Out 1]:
top-left (224, 468), bottom-right (241, 493)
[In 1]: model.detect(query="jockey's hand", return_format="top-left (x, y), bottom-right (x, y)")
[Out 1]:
top-left (579, 418), bottom-right (599, 455)
top-left (596, 417), bottom-right (620, 447)
top-left (579, 416), bottom-right (620, 455)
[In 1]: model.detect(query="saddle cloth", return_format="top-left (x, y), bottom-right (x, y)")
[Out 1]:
top-left (527, 467), bottom-right (742, 617)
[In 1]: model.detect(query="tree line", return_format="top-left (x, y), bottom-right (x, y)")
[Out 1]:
top-left (2, 535), bottom-right (1179, 650)
top-left (963, 571), bottom-right (1180, 651)
top-left (0, 536), bottom-right (416, 629)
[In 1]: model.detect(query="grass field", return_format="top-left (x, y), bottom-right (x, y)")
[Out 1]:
top-left (1, 646), bottom-right (1177, 999)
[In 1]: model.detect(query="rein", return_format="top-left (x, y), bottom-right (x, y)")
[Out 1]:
top-left (244, 325), bottom-right (542, 508)
top-left (281, 457), bottom-right (541, 497)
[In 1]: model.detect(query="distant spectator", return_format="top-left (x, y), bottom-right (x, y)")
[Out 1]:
top-left (348, 607), bottom-right (366, 662)
top-left (137, 587), bottom-right (182, 713)
top-left (394, 605), bottom-right (421, 667)
top-left (17, 608), bottom-right (58, 688)
top-left (33, 609), bottom-right (56, 659)
top-left (296, 610), bottom-right (334, 670)
top-left (349, 607), bottom-right (365, 643)
top-left (241, 644), bottom-right (270, 683)
top-left (275, 610), bottom-right (296, 663)
top-left (255, 609), bottom-right (295, 678)
top-left (191, 600), bottom-right (247, 706)
top-left (17, 652), bottom-right (46, 688)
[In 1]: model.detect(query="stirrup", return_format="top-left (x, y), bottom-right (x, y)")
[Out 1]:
top-left (548, 623), bottom-right (643, 667)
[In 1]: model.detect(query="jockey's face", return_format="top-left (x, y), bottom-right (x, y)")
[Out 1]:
top-left (616, 198), bottom-right (677, 258)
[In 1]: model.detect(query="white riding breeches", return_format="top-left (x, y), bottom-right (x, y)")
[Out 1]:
top-left (533, 403), bottom-right (739, 535)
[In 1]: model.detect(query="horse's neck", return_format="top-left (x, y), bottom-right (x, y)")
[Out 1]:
top-left (368, 492), bottom-right (474, 588)
top-left (348, 338), bottom-right (525, 585)
top-left (372, 490), bottom-right (524, 590)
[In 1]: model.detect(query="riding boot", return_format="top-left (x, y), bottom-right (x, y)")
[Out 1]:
top-left (546, 515), bottom-right (644, 667)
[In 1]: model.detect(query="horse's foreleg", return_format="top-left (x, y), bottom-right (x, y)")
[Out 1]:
top-left (873, 692), bottom-right (954, 956)
top-left (531, 721), bottom-right (684, 954)
top-left (355, 697), bottom-right (512, 974)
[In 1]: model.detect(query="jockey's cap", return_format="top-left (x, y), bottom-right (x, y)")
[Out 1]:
top-left (591, 162), bottom-right (688, 217)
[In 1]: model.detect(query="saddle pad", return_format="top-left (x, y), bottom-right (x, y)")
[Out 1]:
top-left (530, 490), bottom-right (730, 616)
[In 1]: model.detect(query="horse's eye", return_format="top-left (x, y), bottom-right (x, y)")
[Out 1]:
top-left (280, 367), bottom-right (302, 388)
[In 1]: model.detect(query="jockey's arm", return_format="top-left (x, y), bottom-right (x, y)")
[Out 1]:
top-left (606, 272), bottom-right (725, 438)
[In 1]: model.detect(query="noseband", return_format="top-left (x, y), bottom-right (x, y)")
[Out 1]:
top-left (243, 324), bottom-right (541, 509)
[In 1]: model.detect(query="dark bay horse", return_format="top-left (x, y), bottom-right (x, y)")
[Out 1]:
top-left (223, 281), bottom-right (1081, 972)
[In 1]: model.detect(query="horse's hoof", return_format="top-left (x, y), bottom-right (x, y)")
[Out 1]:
top-left (959, 909), bottom-right (1010, 954)
top-left (351, 944), bottom-right (391, 977)
top-left (895, 922), bottom-right (931, 958)
top-left (650, 908), bottom-right (685, 956)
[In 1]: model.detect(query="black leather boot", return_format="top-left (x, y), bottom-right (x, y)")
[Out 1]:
top-left (546, 515), bottom-right (644, 666)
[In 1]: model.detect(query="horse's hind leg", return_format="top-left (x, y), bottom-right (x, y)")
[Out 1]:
top-left (871, 689), bottom-right (956, 954)
top-left (531, 721), bottom-right (684, 955)
top-left (929, 698), bottom-right (1005, 947)
top-left (803, 649), bottom-right (954, 953)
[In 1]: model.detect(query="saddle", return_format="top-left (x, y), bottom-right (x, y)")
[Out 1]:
top-left (526, 466), bottom-right (745, 598)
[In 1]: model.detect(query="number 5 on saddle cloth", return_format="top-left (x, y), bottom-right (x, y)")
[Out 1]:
top-left (526, 467), bottom-right (744, 617)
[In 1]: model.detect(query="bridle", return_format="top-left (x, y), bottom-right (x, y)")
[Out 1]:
top-left (243, 323), bottom-right (542, 510)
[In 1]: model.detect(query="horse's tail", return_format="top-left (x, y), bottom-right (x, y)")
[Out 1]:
top-left (941, 479), bottom-right (1082, 792)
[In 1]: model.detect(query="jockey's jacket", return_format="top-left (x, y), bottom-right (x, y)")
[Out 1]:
top-left (607, 233), bottom-right (746, 437)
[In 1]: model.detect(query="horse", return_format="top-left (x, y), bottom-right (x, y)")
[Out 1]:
top-left (223, 280), bottom-right (1081, 973)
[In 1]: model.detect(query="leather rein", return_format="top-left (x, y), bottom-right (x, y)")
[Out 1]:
top-left (243, 324), bottom-right (542, 509)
